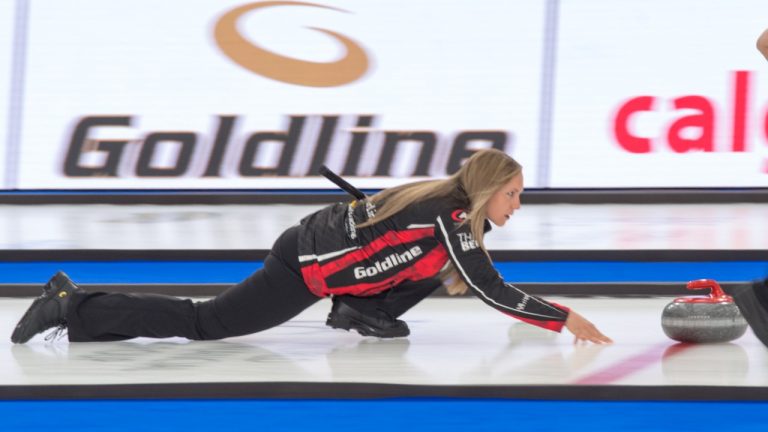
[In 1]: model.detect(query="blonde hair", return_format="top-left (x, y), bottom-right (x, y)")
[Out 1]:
top-left (358, 149), bottom-right (522, 295)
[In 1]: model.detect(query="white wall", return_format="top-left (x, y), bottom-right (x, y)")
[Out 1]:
top-left (4, 0), bottom-right (768, 189)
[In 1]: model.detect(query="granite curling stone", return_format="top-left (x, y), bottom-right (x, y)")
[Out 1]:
top-left (661, 279), bottom-right (748, 343)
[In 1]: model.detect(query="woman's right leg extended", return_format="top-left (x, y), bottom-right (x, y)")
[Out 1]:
top-left (67, 256), bottom-right (317, 342)
top-left (67, 227), bottom-right (319, 342)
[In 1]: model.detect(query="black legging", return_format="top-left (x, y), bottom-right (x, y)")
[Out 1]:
top-left (66, 226), bottom-right (320, 342)
top-left (335, 278), bottom-right (442, 319)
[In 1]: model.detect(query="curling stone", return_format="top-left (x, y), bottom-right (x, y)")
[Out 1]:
top-left (661, 279), bottom-right (748, 343)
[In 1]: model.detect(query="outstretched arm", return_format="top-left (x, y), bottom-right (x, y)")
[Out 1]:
top-left (434, 208), bottom-right (611, 344)
top-left (758, 29), bottom-right (768, 61)
top-left (434, 210), bottom-right (568, 331)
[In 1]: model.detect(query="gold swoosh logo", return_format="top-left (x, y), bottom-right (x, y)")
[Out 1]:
top-left (214, 1), bottom-right (369, 87)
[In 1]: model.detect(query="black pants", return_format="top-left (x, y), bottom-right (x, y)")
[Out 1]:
top-left (67, 226), bottom-right (320, 342)
top-left (334, 278), bottom-right (442, 319)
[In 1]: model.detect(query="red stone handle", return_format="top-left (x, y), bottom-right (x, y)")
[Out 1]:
top-left (684, 279), bottom-right (731, 302)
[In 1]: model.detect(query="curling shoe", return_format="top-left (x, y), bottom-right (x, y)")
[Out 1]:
top-left (326, 300), bottom-right (410, 338)
top-left (732, 278), bottom-right (768, 348)
top-left (11, 271), bottom-right (82, 344)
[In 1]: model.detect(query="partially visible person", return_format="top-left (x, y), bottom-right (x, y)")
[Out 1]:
top-left (758, 28), bottom-right (768, 60)
top-left (733, 279), bottom-right (768, 347)
top-left (732, 32), bottom-right (768, 347)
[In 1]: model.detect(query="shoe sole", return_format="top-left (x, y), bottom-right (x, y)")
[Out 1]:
top-left (11, 293), bottom-right (59, 344)
top-left (10, 272), bottom-right (78, 344)
top-left (326, 315), bottom-right (409, 338)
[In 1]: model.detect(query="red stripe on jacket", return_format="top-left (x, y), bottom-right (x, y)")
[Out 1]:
top-left (319, 228), bottom-right (435, 276)
top-left (503, 305), bottom-right (570, 332)
top-left (301, 244), bottom-right (448, 297)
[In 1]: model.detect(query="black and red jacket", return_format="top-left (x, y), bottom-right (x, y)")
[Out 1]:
top-left (297, 195), bottom-right (570, 332)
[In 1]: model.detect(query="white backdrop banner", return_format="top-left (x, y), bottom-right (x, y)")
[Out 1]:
top-left (0, 0), bottom-right (16, 187)
top-left (550, 0), bottom-right (768, 187)
top-left (10, 0), bottom-right (768, 190)
top-left (17, 0), bottom-right (548, 189)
